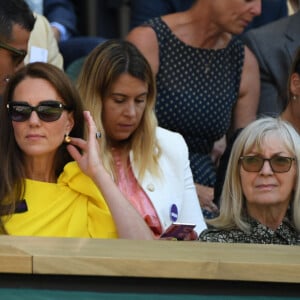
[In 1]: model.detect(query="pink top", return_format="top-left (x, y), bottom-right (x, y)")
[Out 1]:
top-left (112, 149), bottom-right (162, 236)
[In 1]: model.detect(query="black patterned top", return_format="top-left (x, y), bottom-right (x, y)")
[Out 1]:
top-left (199, 216), bottom-right (300, 245)
top-left (145, 17), bottom-right (244, 188)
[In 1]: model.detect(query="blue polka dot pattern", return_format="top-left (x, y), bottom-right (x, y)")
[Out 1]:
top-left (146, 17), bottom-right (244, 187)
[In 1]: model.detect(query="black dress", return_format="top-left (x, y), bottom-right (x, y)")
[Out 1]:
top-left (146, 17), bottom-right (244, 190)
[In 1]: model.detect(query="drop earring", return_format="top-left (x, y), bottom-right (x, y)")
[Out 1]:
top-left (64, 133), bottom-right (71, 143)
top-left (293, 95), bottom-right (298, 101)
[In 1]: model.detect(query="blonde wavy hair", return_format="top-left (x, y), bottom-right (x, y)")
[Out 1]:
top-left (77, 39), bottom-right (161, 181)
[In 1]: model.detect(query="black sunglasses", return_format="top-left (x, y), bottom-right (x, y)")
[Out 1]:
top-left (7, 101), bottom-right (70, 122)
top-left (239, 155), bottom-right (295, 173)
top-left (0, 41), bottom-right (27, 66)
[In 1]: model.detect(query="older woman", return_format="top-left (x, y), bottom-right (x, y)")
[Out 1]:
top-left (0, 62), bottom-right (153, 239)
top-left (77, 40), bottom-right (206, 239)
top-left (199, 117), bottom-right (300, 244)
top-left (127, 0), bottom-right (261, 216)
top-left (214, 48), bottom-right (300, 210)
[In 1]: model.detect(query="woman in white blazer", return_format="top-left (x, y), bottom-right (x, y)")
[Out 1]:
top-left (77, 40), bottom-right (206, 239)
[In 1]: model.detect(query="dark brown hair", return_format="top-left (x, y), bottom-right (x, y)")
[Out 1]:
top-left (0, 0), bottom-right (35, 41)
top-left (0, 62), bottom-right (84, 232)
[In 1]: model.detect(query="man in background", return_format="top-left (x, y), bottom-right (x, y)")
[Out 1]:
top-left (44, 0), bottom-right (105, 68)
top-left (0, 0), bottom-right (35, 96)
top-left (243, 5), bottom-right (300, 115)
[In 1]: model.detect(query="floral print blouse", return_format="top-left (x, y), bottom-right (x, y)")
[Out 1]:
top-left (199, 216), bottom-right (300, 245)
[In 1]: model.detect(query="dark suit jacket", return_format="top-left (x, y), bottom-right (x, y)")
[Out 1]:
top-left (244, 0), bottom-right (287, 32)
top-left (44, 0), bottom-right (77, 36)
top-left (243, 11), bottom-right (300, 116)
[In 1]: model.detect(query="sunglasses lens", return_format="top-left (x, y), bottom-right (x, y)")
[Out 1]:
top-left (9, 105), bottom-right (31, 122)
top-left (241, 156), bottom-right (263, 172)
top-left (37, 105), bottom-right (63, 122)
top-left (8, 102), bottom-right (65, 122)
top-left (240, 156), bottom-right (293, 173)
top-left (270, 156), bottom-right (292, 173)
top-left (0, 41), bottom-right (26, 65)
top-left (11, 53), bottom-right (24, 66)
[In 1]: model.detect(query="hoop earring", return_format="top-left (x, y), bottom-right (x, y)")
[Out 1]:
top-left (64, 134), bottom-right (71, 143)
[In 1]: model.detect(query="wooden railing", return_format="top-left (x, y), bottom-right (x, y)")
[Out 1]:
top-left (0, 236), bottom-right (299, 282)
top-left (1, 236), bottom-right (300, 297)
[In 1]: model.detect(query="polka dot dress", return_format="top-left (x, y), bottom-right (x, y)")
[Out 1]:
top-left (146, 17), bottom-right (244, 187)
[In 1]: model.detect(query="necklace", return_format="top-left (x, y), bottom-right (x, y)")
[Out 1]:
top-left (204, 50), bottom-right (216, 74)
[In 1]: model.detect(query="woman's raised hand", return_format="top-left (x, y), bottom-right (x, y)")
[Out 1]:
top-left (66, 111), bottom-right (103, 180)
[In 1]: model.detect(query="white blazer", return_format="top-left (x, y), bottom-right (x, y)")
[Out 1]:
top-left (130, 127), bottom-right (207, 235)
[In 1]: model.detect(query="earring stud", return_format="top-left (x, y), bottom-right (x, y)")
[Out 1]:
top-left (64, 134), bottom-right (71, 143)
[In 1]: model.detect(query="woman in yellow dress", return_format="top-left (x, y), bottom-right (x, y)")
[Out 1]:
top-left (0, 62), bottom-right (153, 239)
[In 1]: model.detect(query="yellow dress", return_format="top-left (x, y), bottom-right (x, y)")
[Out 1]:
top-left (3, 162), bottom-right (118, 238)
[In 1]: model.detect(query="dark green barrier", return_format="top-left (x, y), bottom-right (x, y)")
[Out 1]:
top-left (1, 289), bottom-right (298, 300)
